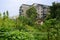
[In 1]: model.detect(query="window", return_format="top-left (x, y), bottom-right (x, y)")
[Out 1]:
top-left (43, 7), bottom-right (46, 9)
top-left (41, 11), bottom-right (43, 13)
top-left (22, 10), bottom-right (23, 12)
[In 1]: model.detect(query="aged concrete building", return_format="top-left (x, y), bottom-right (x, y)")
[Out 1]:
top-left (19, 3), bottom-right (49, 19)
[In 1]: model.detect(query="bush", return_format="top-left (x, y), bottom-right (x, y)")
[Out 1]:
top-left (0, 30), bottom-right (35, 40)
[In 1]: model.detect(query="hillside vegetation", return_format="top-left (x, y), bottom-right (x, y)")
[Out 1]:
top-left (0, 2), bottom-right (60, 40)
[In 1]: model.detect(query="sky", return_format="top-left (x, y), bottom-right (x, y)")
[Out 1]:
top-left (0, 0), bottom-right (60, 17)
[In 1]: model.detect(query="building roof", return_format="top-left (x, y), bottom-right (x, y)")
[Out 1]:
top-left (33, 3), bottom-right (49, 7)
top-left (20, 3), bottom-right (50, 8)
top-left (22, 4), bottom-right (32, 6)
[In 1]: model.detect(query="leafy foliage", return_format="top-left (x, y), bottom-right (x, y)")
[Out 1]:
top-left (49, 2), bottom-right (60, 20)
top-left (0, 2), bottom-right (60, 40)
top-left (26, 6), bottom-right (37, 21)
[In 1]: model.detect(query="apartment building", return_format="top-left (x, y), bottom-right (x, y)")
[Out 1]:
top-left (19, 3), bottom-right (49, 19)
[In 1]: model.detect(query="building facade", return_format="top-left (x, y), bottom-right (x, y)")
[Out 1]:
top-left (19, 3), bottom-right (49, 19)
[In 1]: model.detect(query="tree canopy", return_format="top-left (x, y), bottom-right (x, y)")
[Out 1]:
top-left (26, 6), bottom-right (37, 20)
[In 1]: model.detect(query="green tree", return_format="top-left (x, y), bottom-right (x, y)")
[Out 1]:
top-left (6, 11), bottom-right (9, 18)
top-left (49, 2), bottom-right (60, 20)
top-left (26, 6), bottom-right (37, 21)
top-left (3, 12), bottom-right (5, 20)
